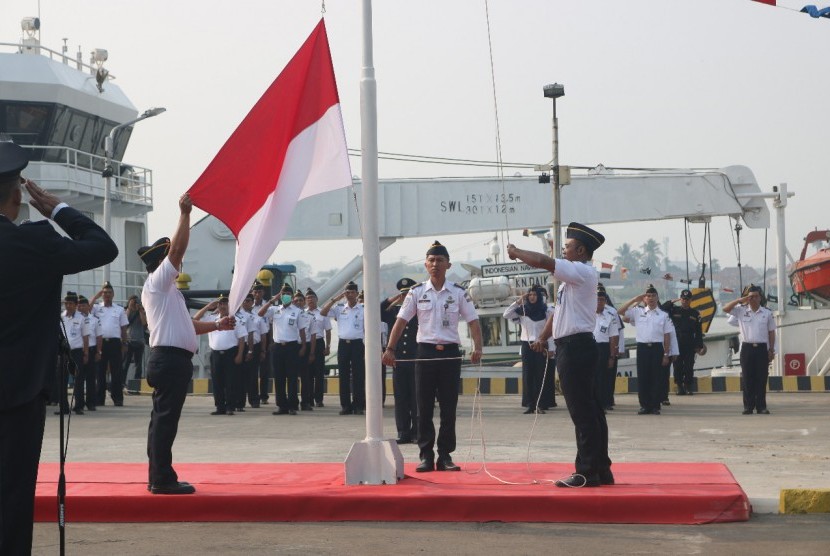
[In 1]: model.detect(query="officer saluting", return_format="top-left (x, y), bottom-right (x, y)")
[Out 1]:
top-left (0, 141), bottom-right (117, 553)
top-left (507, 223), bottom-right (613, 488)
top-left (381, 277), bottom-right (419, 444)
top-left (660, 289), bottom-right (705, 396)
top-left (383, 241), bottom-right (483, 473)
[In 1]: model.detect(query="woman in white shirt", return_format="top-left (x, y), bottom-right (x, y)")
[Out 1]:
top-left (504, 285), bottom-right (554, 414)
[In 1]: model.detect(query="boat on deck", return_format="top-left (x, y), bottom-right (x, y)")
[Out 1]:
top-left (790, 229), bottom-right (830, 304)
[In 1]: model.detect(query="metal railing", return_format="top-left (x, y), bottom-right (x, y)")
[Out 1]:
top-left (0, 41), bottom-right (117, 78)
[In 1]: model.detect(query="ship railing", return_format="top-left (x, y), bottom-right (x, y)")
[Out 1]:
top-left (23, 145), bottom-right (152, 206)
top-left (62, 268), bottom-right (147, 305)
top-left (0, 41), bottom-right (117, 77)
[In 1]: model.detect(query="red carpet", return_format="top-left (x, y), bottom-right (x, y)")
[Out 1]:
top-left (34, 462), bottom-right (749, 524)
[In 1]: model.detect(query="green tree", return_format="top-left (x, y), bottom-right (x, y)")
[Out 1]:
top-left (614, 243), bottom-right (641, 272)
top-left (640, 239), bottom-right (663, 272)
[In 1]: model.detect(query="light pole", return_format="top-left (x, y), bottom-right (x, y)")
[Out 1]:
top-left (543, 83), bottom-right (564, 261)
top-left (102, 107), bottom-right (166, 284)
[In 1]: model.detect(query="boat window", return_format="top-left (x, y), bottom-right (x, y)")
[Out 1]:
top-left (2, 102), bottom-right (50, 144)
top-left (506, 319), bottom-right (522, 346)
top-left (479, 315), bottom-right (503, 347)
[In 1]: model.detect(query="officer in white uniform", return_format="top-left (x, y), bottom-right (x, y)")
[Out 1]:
top-left (252, 283), bottom-right (272, 404)
top-left (619, 284), bottom-right (674, 415)
top-left (293, 291), bottom-right (315, 411)
top-left (58, 292), bottom-right (88, 415)
top-left (508, 222), bottom-right (613, 488)
top-left (259, 283), bottom-right (306, 415)
top-left (78, 295), bottom-right (102, 411)
top-left (139, 193), bottom-right (235, 495)
top-left (240, 293), bottom-right (263, 408)
top-left (723, 285), bottom-right (777, 414)
top-left (384, 241), bottom-right (483, 473)
top-left (305, 288), bottom-right (331, 408)
top-left (91, 282), bottom-right (129, 406)
top-left (321, 281), bottom-right (366, 415)
top-left (593, 284), bottom-right (620, 412)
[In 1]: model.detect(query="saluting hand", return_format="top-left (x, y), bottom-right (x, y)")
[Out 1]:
top-left (24, 179), bottom-right (61, 218)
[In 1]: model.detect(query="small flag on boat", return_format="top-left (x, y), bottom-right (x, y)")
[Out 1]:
top-left (600, 262), bottom-right (613, 279)
top-left (187, 20), bottom-right (352, 311)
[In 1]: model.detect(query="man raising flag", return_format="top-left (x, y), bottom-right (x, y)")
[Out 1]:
top-left (189, 19), bottom-right (352, 311)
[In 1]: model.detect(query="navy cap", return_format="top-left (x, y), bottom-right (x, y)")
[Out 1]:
top-left (216, 293), bottom-right (229, 303)
top-left (597, 283), bottom-right (607, 295)
top-left (280, 283), bottom-right (294, 294)
top-left (680, 289), bottom-right (692, 299)
top-left (64, 291), bottom-right (78, 302)
top-left (566, 222), bottom-right (605, 253)
top-left (396, 277), bottom-right (416, 292)
top-left (645, 284), bottom-right (658, 294)
top-left (345, 281), bottom-right (358, 292)
top-left (137, 237), bottom-right (171, 270)
top-left (0, 141), bottom-right (29, 181)
top-left (426, 240), bottom-right (450, 259)
top-left (305, 287), bottom-right (317, 298)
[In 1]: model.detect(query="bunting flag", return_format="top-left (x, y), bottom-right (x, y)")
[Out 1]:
top-left (620, 267), bottom-right (629, 280)
top-left (600, 262), bottom-right (613, 279)
top-left (751, 1), bottom-right (830, 19)
top-left (188, 20), bottom-right (352, 311)
top-left (722, 287), bottom-right (735, 293)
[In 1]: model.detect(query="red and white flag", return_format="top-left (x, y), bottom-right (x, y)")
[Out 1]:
top-left (599, 262), bottom-right (613, 279)
top-left (188, 20), bottom-right (351, 311)
top-left (620, 267), bottom-right (629, 280)
top-left (723, 287), bottom-right (735, 293)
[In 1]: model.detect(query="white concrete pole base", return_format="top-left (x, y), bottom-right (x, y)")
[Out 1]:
top-left (344, 439), bottom-right (405, 485)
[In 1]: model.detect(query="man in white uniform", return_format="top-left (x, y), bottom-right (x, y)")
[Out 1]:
top-left (91, 282), bottom-right (129, 406)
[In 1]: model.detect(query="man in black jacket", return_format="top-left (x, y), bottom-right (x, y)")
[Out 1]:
top-left (0, 142), bottom-right (118, 555)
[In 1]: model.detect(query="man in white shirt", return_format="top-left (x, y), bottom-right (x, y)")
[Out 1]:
top-left (138, 194), bottom-right (235, 495)
top-left (251, 283), bottom-right (271, 404)
top-left (723, 285), bottom-right (777, 415)
top-left (383, 241), bottom-right (483, 473)
top-left (240, 293), bottom-right (263, 409)
top-left (508, 222), bottom-right (612, 488)
top-left (91, 282), bottom-right (129, 406)
top-left (259, 283), bottom-right (306, 415)
top-left (321, 281), bottom-right (366, 415)
top-left (305, 288), bottom-right (331, 408)
top-left (78, 295), bottom-right (102, 411)
top-left (618, 285), bottom-right (674, 416)
top-left (57, 292), bottom-right (88, 415)
top-left (594, 284), bottom-right (620, 412)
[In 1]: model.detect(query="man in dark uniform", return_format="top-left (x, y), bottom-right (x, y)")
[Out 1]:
top-left (661, 289), bottom-right (704, 396)
top-left (383, 242), bottom-right (483, 472)
top-left (0, 141), bottom-right (117, 554)
top-left (507, 223), bottom-right (612, 488)
top-left (381, 277), bottom-right (419, 444)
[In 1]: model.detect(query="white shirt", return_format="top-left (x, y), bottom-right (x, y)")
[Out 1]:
top-left (243, 309), bottom-right (262, 344)
top-left (329, 302), bottom-right (365, 341)
top-left (264, 303), bottom-right (305, 343)
top-left (297, 306), bottom-right (312, 338)
top-left (503, 301), bottom-right (554, 342)
top-left (202, 312), bottom-right (247, 351)
top-left (92, 302), bottom-right (128, 339)
top-left (306, 307), bottom-right (330, 341)
top-left (142, 257), bottom-right (198, 353)
top-left (624, 305), bottom-right (673, 343)
top-left (726, 305), bottom-right (776, 344)
top-left (398, 280), bottom-right (478, 344)
top-left (83, 313), bottom-right (101, 346)
top-left (593, 306), bottom-right (621, 343)
top-left (552, 259), bottom-right (598, 339)
top-left (61, 310), bottom-right (87, 350)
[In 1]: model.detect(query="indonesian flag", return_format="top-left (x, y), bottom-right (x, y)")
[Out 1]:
top-left (620, 267), bottom-right (629, 280)
top-left (599, 262), bottom-right (613, 279)
top-left (188, 20), bottom-right (351, 311)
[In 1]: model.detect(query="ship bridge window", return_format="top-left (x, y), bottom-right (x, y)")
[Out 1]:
top-left (1, 102), bottom-right (52, 152)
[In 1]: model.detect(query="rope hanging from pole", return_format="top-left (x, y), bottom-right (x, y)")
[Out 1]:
top-left (698, 222), bottom-right (708, 288)
top-left (684, 218), bottom-right (690, 284)
top-left (734, 219), bottom-right (744, 294)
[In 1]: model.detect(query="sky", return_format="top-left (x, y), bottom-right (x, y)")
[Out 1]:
top-left (4, 0), bottom-right (830, 277)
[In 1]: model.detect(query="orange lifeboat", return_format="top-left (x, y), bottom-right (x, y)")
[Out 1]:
top-left (790, 230), bottom-right (830, 300)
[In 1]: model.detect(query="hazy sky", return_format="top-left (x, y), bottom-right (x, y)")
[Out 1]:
top-left (4, 0), bottom-right (829, 277)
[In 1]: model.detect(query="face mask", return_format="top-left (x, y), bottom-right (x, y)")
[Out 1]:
top-left (281, 294), bottom-right (292, 305)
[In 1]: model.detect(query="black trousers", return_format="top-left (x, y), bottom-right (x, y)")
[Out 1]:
top-left (540, 355), bottom-right (557, 409)
top-left (606, 355), bottom-right (619, 408)
top-left (210, 347), bottom-right (238, 412)
top-left (310, 339), bottom-right (327, 404)
top-left (232, 347), bottom-right (247, 410)
top-left (636, 343), bottom-right (664, 412)
top-left (298, 342), bottom-right (313, 407)
top-left (741, 343), bottom-right (770, 411)
top-left (415, 343), bottom-right (461, 460)
top-left (271, 341), bottom-right (299, 411)
top-left (69, 348), bottom-right (90, 412)
top-left (97, 338), bottom-right (124, 405)
top-left (245, 344), bottom-right (261, 406)
top-left (521, 341), bottom-right (546, 410)
top-left (555, 333), bottom-right (610, 478)
top-left (53, 348), bottom-right (84, 412)
top-left (338, 339), bottom-right (365, 411)
top-left (0, 394), bottom-right (46, 556)
top-left (123, 340), bottom-right (145, 382)
top-left (258, 343), bottom-right (271, 402)
top-left (146, 346), bottom-right (193, 486)
top-left (673, 339), bottom-right (696, 390)
top-left (393, 359), bottom-right (417, 440)
top-left (595, 342), bottom-right (611, 409)
top-left (82, 349), bottom-right (98, 409)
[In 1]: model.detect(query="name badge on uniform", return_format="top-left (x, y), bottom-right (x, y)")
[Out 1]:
top-left (288, 318), bottom-right (295, 326)
top-left (600, 325), bottom-right (608, 334)
top-left (442, 303), bottom-right (450, 327)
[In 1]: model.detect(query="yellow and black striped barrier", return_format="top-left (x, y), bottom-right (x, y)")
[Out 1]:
top-left (127, 374), bottom-right (830, 396)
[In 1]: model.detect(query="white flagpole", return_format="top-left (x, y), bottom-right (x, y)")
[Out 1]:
top-left (344, 0), bottom-right (404, 485)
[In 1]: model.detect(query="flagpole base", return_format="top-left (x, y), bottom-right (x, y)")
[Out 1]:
top-left (344, 439), bottom-right (405, 485)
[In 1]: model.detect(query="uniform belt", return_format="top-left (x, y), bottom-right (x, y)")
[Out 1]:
top-left (213, 347), bottom-right (237, 355)
top-left (637, 342), bottom-right (662, 348)
top-left (746, 342), bottom-right (767, 348)
top-left (151, 346), bottom-right (194, 357)
top-left (418, 342), bottom-right (458, 352)
top-left (275, 340), bottom-right (298, 346)
top-left (339, 338), bottom-right (364, 344)
top-left (102, 337), bottom-right (121, 342)
top-left (554, 332), bottom-right (593, 346)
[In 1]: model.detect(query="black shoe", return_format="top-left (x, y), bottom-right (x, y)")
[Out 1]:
top-left (354, 409), bottom-right (365, 415)
top-left (599, 469), bottom-right (615, 485)
top-left (300, 404), bottom-right (313, 411)
top-left (604, 406), bottom-right (614, 411)
top-left (54, 409), bottom-right (70, 415)
top-left (742, 409), bottom-right (753, 415)
top-left (757, 409), bottom-right (770, 414)
top-left (339, 408), bottom-right (353, 415)
top-left (436, 457), bottom-right (460, 472)
top-left (676, 389), bottom-right (686, 396)
top-left (637, 408), bottom-right (650, 415)
top-left (113, 401), bottom-right (124, 407)
top-left (523, 407), bottom-right (534, 414)
top-left (236, 407), bottom-right (245, 412)
top-left (150, 481), bottom-right (196, 495)
top-left (86, 405), bottom-right (96, 411)
top-left (662, 399), bottom-right (671, 406)
top-left (396, 435), bottom-right (412, 445)
top-left (288, 409), bottom-right (298, 415)
top-left (261, 399), bottom-right (270, 405)
top-left (555, 473), bottom-right (600, 488)
top-left (250, 403), bottom-right (260, 409)
top-left (273, 409), bottom-right (289, 415)
top-left (210, 410), bottom-right (227, 415)
top-left (73, 408), bottom-right (84, 415)
top-left (227, 410), bottom-right (235, 416)
top-left (416, 459), bottom-right (435, 473)
top-left (686, 390), bottom-right (694, 396)
top-left (315, 402), bottom-right (324, 408)
top-left (652, 409), bottom-right (661, 415)
top-left (551, 401), bottom-right (558, 408)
